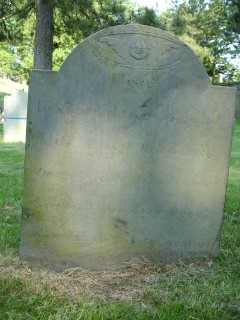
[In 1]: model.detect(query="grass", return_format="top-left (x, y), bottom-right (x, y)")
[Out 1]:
top-left (0, 124), bottom-right (24, 258)
top-left (0, 121), bottom-right (239, 319)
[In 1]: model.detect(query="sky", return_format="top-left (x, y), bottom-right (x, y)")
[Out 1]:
top-left (134, 0), bottom-right (170, 12)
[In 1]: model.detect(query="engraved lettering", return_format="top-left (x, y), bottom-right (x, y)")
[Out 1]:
top-left (36, 168), bottom-right (67, 183)
top-left (32, 197), bottom-right (65, 210)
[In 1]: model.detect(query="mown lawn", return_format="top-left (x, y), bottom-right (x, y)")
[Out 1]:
top-left (0, 122), bottom-right (239, 320)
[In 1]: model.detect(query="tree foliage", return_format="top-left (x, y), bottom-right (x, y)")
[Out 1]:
top-left (0, 0), bottom-right (137, 78)
top-left (132, 6), bottom-right (166, 28)
top-left (0, 0), bottom-right (239, 82)
top-left (162, 0), bottom-right (240, 82)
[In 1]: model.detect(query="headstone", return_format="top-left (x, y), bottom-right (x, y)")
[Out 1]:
top-left (20, 25), bottom-right (236, 271)
top-left (217, 73), bottom-right (224, 84)
top-left (4, 91), bottom-right (28, 142)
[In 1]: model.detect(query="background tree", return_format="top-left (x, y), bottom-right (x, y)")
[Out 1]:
top-left (132, 6), bottom-right (166, 28)
top-left (34, 0), bottom-right (53, 70)
top-left (163, 0), bottom-right (240, 82)
top-left (0, 0), bottom-right (239, 83)
top-left (0, 0), bottom-right (136, 77)
top-left (0, 0), bottom-right (35, 79)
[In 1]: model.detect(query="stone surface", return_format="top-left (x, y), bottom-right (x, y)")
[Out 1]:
top-left (4, 91), bottom-right (28, 142)
top-left (20, 24), bottom-right (236, 271)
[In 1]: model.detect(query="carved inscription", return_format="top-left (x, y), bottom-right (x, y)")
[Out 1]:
top-left (34, 100), bottom-right (228, 131)
top-left (37, 100), bottom-right (76, 117)
top-left (33, 197), bottom-right (66, 210)
top-left (30, 165), bottom-right (217, 191)
top-left (167, 240), bottom-right (210, 250)
top-left (136, 205), bottom-right (210, 220)
top-left (126, 78), bottom-right (155, 89)
top-left (37, 168), bottom-right (67, 184)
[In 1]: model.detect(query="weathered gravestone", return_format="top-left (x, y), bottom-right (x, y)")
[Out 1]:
top-left (4, 91), bottom-right (28, 142)
top-left (20, 25), bottom-right (236, 271)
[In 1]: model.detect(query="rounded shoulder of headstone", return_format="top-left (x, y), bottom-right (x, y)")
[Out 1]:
top-left (60, 24), bottom-right (209, 85)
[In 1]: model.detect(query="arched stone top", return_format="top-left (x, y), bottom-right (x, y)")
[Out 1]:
top-left (60, 24), bottom-right (210, 86)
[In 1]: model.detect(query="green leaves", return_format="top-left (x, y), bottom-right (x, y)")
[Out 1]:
top-left (163, 0), bottom-right (240, 82)
top-left (0, 0), bottom-right (239, 82)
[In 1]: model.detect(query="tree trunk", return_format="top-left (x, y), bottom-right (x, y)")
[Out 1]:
top-left (34, 0), bottom-right (54, 70)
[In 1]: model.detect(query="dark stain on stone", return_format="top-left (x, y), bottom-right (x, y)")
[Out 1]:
top-left (22, 207), bottom-right (31, 220)
top-left (115, 218), bottom-right (127, 227)
top-left (139, 98), bottom-right (151, 108)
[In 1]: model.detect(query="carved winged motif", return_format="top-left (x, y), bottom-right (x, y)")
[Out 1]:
top-left (88, 34), bottom-right (185, 70)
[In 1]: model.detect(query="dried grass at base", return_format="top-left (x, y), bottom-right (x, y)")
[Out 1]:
top-left (0, 257), bottom-right (210, 304)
